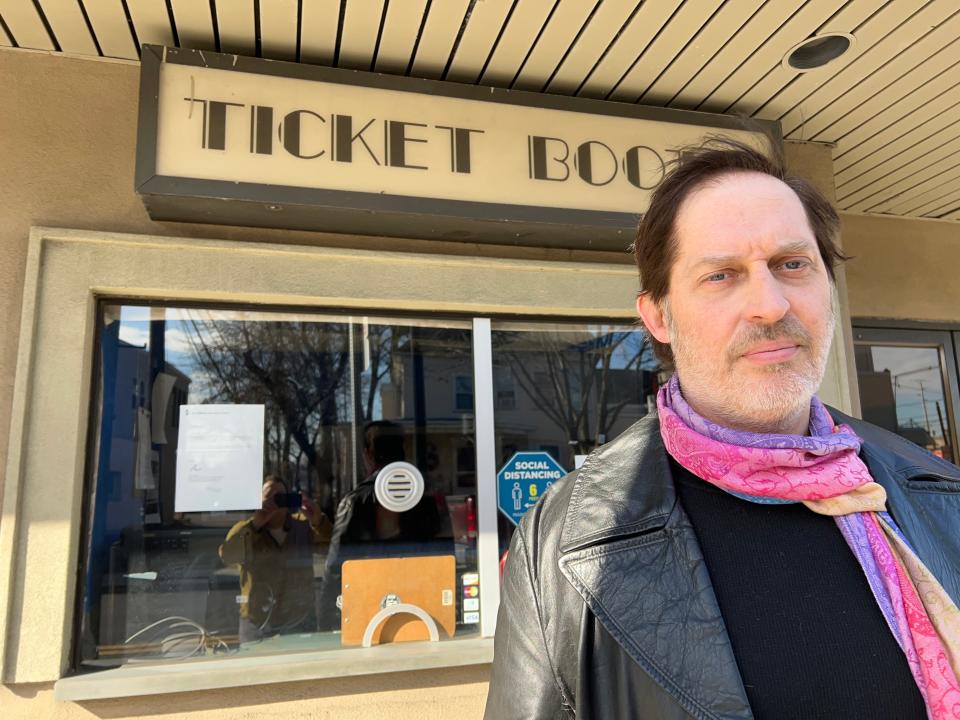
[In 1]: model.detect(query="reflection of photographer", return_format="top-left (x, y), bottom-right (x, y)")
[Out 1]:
top-left (318, 421), bottom-right (441, 630)
top-left (219, 476), bottom-right (332, 643)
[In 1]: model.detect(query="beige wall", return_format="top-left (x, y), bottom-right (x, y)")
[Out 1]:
top-left (843, 212), bottom-right (960, 323)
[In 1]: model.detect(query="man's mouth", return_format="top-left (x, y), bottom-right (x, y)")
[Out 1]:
top-left (741, 342), bottom-right (801, 364)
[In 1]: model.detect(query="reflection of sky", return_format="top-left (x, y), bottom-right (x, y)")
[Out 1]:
top-left (116, 307), bottom-right (206, 399)
top-left (870, 346), bottom-right (946, 438)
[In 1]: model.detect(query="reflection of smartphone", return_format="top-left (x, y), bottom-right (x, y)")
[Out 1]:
top-left (274, 492), bottom-right (302, 510)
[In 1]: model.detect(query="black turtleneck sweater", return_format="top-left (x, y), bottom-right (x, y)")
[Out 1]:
top-left (671, 458), bottom-right (927, 720)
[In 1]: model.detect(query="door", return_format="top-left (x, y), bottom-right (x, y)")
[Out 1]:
top-left (853, 326), bottom-right (960, 463)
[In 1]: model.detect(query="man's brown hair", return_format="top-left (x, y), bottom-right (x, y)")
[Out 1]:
top-left (634, 136), bottom-right (847, 366)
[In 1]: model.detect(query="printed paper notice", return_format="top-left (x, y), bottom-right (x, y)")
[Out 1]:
top-left (175, 404), bottom-right (265, 512)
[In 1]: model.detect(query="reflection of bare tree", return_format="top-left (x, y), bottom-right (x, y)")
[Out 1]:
top-left (184, 316), bottom-right (352, 508)
top-left (498, 330), bottom-right (654, 454)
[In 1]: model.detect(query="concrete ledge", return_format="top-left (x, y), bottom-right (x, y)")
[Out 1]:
top-left (53, 637), bottom-right (494, 701)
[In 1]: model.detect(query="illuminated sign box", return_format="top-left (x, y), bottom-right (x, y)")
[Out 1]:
top-left (136, 45), bottom-right (777, 250)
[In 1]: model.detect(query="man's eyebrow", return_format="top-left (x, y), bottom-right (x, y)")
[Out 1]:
top-left (689, 240), bottom-right (816, 270)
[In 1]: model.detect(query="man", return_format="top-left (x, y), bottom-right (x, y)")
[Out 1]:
top-left (485, 138), bottom-right (960, 719)
top-left (219, 475), bottom-right (331, 643)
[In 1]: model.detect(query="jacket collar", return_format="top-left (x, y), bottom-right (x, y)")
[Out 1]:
top-left (557, 411), bottom-right (754, 720)
top-left (559, 412), bottom-right (674, 554)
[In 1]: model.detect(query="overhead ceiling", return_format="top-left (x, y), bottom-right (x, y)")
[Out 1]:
top-left (2, 0), bottom-right (959, 222)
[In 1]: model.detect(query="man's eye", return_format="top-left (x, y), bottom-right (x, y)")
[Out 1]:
top-left (781, 259), bottom-right (808, 271)
top-left (706, 271), bottom-right (729, 282)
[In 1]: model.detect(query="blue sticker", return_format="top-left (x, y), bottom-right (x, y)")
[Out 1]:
top-left (497, 452), bottom-right (565, 526)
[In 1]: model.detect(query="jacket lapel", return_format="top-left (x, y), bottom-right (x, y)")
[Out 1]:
top-left (558, 414), bottom-right (753, 720)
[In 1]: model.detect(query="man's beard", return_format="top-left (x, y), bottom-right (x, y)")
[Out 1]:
top-left (666, 303), bottom-right (836, 434)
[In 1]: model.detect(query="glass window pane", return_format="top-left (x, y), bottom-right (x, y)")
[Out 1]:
top-left (77, 304), bottom-right (479, 670)
top-left (490, 322), bottom-right (660, 553)
top-left (854, 342), bottom-right (955, 463)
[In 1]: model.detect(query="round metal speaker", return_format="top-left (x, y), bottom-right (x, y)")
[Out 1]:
top-left (374, 461), bottom-right (425, 512)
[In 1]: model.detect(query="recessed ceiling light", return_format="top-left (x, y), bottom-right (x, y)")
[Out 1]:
top-left (783, 33), bottom-right (855, 72)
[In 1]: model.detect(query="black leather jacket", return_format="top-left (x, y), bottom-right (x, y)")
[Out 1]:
top-left (484, 410), bottom-right (960, 720)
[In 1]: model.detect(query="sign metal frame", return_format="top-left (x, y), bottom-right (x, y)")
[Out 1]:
top-left (136, 45), bottom-right (780, 250)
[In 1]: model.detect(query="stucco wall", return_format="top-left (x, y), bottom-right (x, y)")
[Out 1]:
top-left (842, 212), bottom-right (960, 323)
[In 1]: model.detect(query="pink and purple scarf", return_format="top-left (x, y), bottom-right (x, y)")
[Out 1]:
top-left (658, 375), bottom-right (960, 720)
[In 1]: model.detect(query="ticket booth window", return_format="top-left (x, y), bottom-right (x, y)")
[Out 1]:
top-left (76, 304), bottom-right (480, 669)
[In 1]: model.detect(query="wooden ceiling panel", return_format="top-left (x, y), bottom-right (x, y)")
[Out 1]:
top-left (863, 162), bottom-right (960, 215)
top-left (776, 3), bottom-right (958, 139)
top-left (798, 15), bottom-right (960, 143)
top-left (837, 110), bottom-right (960, 204)
top-left (840, 136), bottom-right (960, 211)
top-left (445, 0), bottom-right (512, 84)
top-left (300, 0), bottom-right (339, 66)
top-left (609, 0), bottom-right (725, 103)
top-left (83, 0), bottom-right (138, 59)
top-left (259, 0), bottom-right (298, 61)
top-left (695, 0), bottom-right (843, 114)
top-left (545, 0), bottom-right (638, 94)
top-left (820, 53), bottom-right (960, 154)
top-left (375, 0), bottom-right (429, 74)
top-left (906, 187), bottom-right (960, 219)
top-left (666, 0), bottom-right (792, 108)
top-left (213, 0), bottom-right (254, 56)
top-left (740, 1), bottom-right (889, 121)
top-left (36, 0), bottom-right (97, 55)
top-left (127, 0), bottom-right (175, 49)
top-left (338, 0), bottom-right (385, 70)
top-left (916, 197), bottom-right (959, 218)
top-left (577, 0), bottom-right (680, 99)
top-left (893, 178), bottom-right (960, 217)
top-left (480, 0), bottom-right (555, 87)
top-left (0, 0), bottom-right (55, 50)
top-left (409, 0), bottom-right (471, 79)
top-left (511, 0), bottom-right (597, 92)
top-left (639, 0), bottom-right (761, 106)
top-left (831, 67), bottom-right (960, 178)
top-left (169, 0), bottom-right (216, 51)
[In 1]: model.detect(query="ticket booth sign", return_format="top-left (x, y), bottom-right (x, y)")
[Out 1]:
top-left (497, 452), bottom-right (566, 526)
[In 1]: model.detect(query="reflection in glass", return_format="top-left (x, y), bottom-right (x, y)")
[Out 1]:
top-left (854, 343), bottom-right (954, 463)
top-left (77, 305), bottom-right (478, 670)
top-left (491, 323), bottom-right (660, 551)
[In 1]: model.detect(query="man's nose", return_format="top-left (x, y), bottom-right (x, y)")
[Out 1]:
top-left (743, 268), bottom-right (790, 323)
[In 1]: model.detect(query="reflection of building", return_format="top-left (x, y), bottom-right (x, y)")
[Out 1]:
top-left (86, 323), bottom-right (192, 653)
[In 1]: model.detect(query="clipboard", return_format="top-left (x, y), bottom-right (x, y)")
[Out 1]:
top-left (340, 555), bottom-right (456, 646)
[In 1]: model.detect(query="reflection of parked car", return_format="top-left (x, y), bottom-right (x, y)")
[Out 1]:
top-left (445, 494), bottom-right (477, 568)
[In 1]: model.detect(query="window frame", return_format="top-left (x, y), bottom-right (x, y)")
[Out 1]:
top-left (0, 227), bottom-right (642, 695)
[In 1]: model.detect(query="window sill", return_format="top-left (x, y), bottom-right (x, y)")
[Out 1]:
top-left (53, 637), bottom-right (494, 701)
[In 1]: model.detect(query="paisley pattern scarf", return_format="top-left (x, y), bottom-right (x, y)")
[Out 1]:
top-left (657, 375), bottom-right (960, 720)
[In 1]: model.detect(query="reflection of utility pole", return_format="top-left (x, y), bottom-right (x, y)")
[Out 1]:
top-left (936, 400), bottom-right (951, 460)
top-left (918, 381), bottom-right (932, 436)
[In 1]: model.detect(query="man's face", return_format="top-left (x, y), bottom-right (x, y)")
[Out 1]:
top-left (639, 171), bottom-right (835, 434)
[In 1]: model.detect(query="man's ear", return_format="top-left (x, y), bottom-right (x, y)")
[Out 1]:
top-left (636, 293), bottom-right (670, 344)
